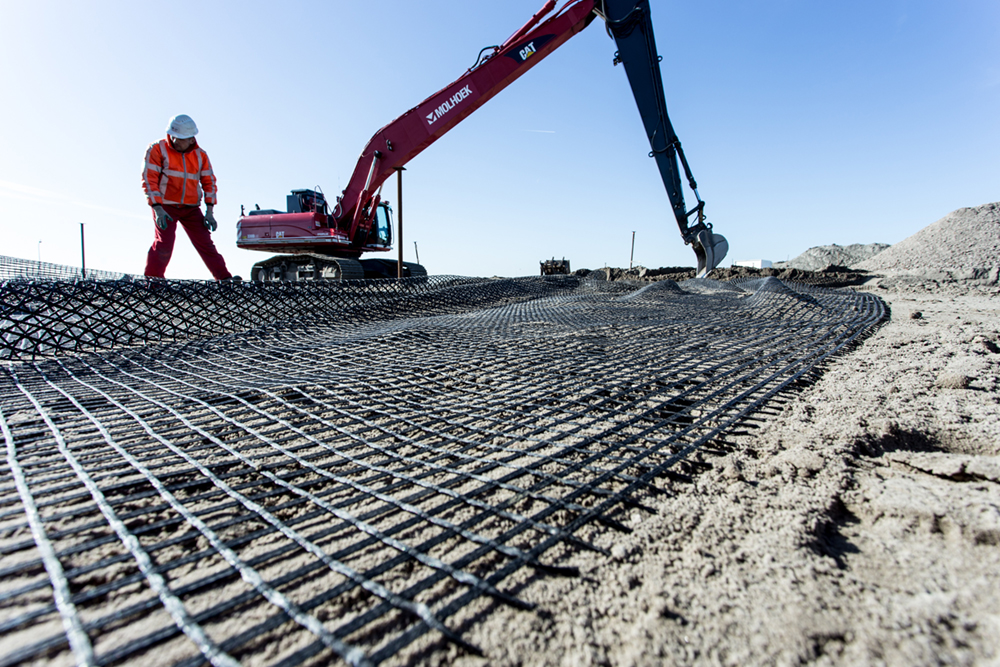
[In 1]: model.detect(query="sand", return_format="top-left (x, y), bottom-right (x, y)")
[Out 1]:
top-left (856, 202), bottom-right (1000, 283)
top-left (774, 243), bottom-right (890, 271)
top-left (386, 203), bottom-right (1000, 665)
top-left (4, 203), bottom-right (999, 666)
top-left (386, 287), bottom-right (1000, 667)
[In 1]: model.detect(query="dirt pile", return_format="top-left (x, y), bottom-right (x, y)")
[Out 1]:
top-left (578, 266), bottom-right (696, 281)
top-left (774, 243), bottom-right (890, 271)
top-left (581, 201), bottom-right (1000, 294)
top-left (855, 202), bottom-right (1000, 285)
top-left (579, 265), bottom-right (871, 288)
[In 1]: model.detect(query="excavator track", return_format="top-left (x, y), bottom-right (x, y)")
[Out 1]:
top-left (356, 258), bottom-right (428, 280)
top-left (401, 261), bottom-right (428, 279)
top-left (250, 254), bottom-right (365, 282)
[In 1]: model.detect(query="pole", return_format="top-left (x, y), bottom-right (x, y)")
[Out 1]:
top-left (629, 231), bottom-right (635, 269)
top-left (414, 241), bottom-right (420, 265)
top-left (394, 166), bottom-right (406, 279)
top-left (80, 223), bottom-right (86, 278)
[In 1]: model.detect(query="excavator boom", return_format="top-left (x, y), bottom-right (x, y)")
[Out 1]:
top-left (237, 0), bottom-right (727, 279)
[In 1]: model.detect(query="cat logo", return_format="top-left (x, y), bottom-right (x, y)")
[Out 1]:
top-left (504, 34), bottom-right (555, 65)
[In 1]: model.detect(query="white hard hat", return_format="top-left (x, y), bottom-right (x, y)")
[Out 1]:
top-left (166, 114), bottom-right (199, 139)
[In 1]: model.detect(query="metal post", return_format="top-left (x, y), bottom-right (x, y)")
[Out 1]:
top-left (414, 241), bottom-right (420, 265)
top-left (629, 231), bottom-right (635, 269)
top-left (394, 167), bottom-right (406, 279)
top-left (80, 223), bottom-right (86, 278)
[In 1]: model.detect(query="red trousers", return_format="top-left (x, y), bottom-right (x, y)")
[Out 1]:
top-left (145, 205), bottom-right (231, 280)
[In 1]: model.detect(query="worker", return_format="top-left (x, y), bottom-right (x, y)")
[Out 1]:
top-left (141, 114), bottom-right (235, 280)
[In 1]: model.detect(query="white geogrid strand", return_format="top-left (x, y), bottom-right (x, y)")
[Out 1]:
top-left (115, 352), bottom-right (526, 600)
top-left (70, 352), bottom-right (490, 652)
top-left (12, 365), bottom-right (241, 667)
top-left (1, 407), bottom-right (96, 667)
top-left (50, 358), bottom-right (373, 667)
top-left (130, 348), bottom-right (584, 544)
top-left (169, 344), bottom-right (628, 496)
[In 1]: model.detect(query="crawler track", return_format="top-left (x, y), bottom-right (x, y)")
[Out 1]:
top-left (0, 273), bottom-right (885, 665)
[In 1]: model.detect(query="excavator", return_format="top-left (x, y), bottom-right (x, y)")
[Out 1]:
top-left (236, 0), bottom-right (728, 282)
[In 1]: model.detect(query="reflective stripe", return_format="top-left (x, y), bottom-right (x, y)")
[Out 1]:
top-left (195, 148), bottom-right (205, 199)
top-left (143, 139), bottom-right (216, 207)
top-left (180, 145), bottom-right (188, 203)
top-left (159, 141), bottom-right (171, 205)
top-left (142, 142), bottom-right (165, 205)
top-left (199, 148), bottom-right (217, 205)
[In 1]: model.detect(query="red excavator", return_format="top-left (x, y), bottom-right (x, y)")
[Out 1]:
top-left (236, 0), bottom-right (728, 281)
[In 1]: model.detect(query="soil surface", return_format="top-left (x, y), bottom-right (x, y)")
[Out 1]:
top-left (391, 282), bottom-right (1000, 667)
top-left (5, 203), bottom-right (998, 666)
top-left (402, 201), bottom-right (1000, 666)
top-left (856, 202), bottom-right (1000, 280)
top-left (580, 265), bottom-right (875, 289)
top-left (773, 243), bottom-right (890, 271)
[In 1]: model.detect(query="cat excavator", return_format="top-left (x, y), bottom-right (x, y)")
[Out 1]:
top-left (236, 0), bottom-right (728, 281)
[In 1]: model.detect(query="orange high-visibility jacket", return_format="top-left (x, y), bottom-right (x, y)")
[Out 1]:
top-left (142, 138), bottom-right (217, 207)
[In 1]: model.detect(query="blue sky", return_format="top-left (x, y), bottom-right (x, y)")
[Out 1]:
top-left (1, 1), bottom-right (997, 279)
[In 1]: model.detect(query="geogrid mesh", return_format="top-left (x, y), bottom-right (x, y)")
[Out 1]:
top-left (0, 255), bottom-right (131, 283)
top-left (0, 274), bottom-right (886, 666)
top-left (0, 274), bottom-right (580, 360)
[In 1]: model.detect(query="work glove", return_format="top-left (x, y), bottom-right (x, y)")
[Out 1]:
top-left (152, 205), bottom-right (172, 231)
top-left (204, 206), bottom-right (218, 232)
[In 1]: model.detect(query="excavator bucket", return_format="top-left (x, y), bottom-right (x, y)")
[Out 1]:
top-left (693, 229), bottom-right (729, 278)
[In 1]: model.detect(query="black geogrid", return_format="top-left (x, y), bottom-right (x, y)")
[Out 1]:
top-left (0, 255), bottom-right (131, 283)
top-left (0, 270), bottom-right (584, 360)
top-left (0, 275), bottom-right (885, 666)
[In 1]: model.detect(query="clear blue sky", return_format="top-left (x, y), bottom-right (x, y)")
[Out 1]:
top-left (1, 1), bottom-right (997, 279)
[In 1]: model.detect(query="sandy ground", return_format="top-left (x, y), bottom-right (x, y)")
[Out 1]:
top-left (390, 283), bottom-right (1000, 666)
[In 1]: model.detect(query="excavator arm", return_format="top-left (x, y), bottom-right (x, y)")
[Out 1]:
top-left (598, 0), bottom-right (728, 275)
top-left (237, 0), bottom-right (727, 277)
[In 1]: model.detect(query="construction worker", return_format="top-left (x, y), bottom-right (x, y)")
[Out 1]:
top-left (141, 114), bottom-right (234, 280)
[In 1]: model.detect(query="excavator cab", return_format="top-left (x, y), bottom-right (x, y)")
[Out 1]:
top-left (371, 201), bottom-right (393, 247)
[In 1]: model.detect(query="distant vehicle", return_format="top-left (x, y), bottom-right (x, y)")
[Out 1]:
top-left (540, 258), bottom-right (572, 276)
top-left (237, 0), bottom-right (728, 282)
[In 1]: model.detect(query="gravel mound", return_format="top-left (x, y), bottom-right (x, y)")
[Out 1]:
top-left (775, 243), bottom-right (890, 271)
top-left (855, 202), bottom-right (1000, 283)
